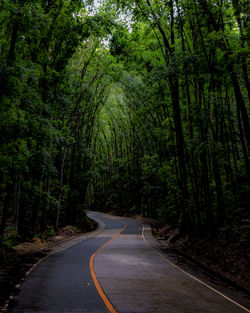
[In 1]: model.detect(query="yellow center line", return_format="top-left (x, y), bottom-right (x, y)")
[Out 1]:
top-left (89, 221), bottom-right (127, 313)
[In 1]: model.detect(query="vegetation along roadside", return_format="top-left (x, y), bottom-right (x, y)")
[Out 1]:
top-left (0, 0), bottom-right (249, 304)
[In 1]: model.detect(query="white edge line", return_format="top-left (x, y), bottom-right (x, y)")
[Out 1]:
top-left (141, 224), bottom-right (250, 313)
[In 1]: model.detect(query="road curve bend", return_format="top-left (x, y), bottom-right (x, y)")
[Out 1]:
top-left (4, 211), bottom-right (250, 313)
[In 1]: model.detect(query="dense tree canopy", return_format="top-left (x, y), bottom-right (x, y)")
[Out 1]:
top-left (0, 0), bottom-right (249, 248)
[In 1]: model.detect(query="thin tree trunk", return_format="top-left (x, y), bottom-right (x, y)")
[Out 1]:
top-left (230, 70), bottom-right (250, 153)
top-left (0, 183), bottom-right (12, 246)
top-left (56, 145), bottom-right (68, 230)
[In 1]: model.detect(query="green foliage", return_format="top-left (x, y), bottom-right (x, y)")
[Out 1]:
top-left (3, 226), bottom-right (20, 248)
top-left (37, 225), bottom-right (55, 241)
top-left (87, 0), bottom-right (250, 235)
top-left (0, 0), bottom-right (249, 246)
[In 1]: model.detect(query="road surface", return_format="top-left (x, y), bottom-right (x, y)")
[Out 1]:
top-left (5, 212), bottom-right (250, 313)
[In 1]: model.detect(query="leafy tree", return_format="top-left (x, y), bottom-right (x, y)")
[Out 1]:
top-left (0, 0), bottom-right (249, 251)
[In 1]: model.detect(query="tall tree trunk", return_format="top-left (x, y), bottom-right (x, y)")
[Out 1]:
top-left (56, 145), bottom-right (68, 230)
top-left (0, 183), bottom-right (12, 246)
top-left (169, 77), bottom-right (189, 231)
top-left (230, 70), bottom-right (250, 153)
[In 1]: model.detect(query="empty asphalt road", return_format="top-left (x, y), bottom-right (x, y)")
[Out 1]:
top-left (5, 212), bottom-right (250, 313)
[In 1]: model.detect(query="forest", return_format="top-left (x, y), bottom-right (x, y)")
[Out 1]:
top-left (0, 0), bottom-right (249, 262)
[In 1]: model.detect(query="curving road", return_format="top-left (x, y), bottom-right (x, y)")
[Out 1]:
top-left (5, 212), bottom-right (250, 313)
